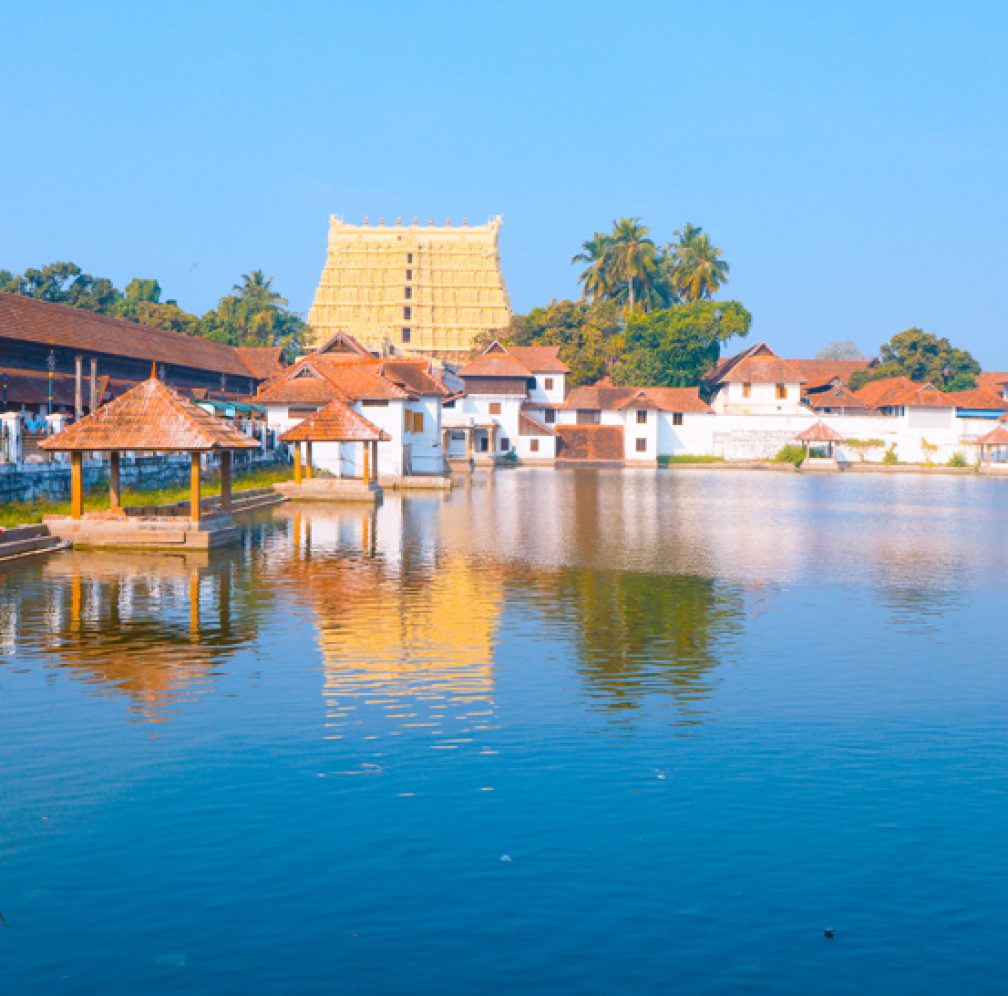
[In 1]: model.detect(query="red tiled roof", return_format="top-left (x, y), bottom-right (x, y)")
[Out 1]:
top-left (40, 376), bottom-right (260, 452)
top-left (719, 354), bottom-right (806, 385)
top-left (789, 359), bottom-right (871, 389)
top-left (978, 371), bottom-right (1008, 393)
top-left (379, 359), bottom-right (451, 397)
top-left (257, 355), bottom-right (412, 406)
top-left (458, 352), bottom-right (534, 379)
top-left (563, 383), bottom-right (711, 413)
top-left (256, 373), bottom-right (339, 406)
top-left (805, 382), bottom-right (872, 411)
top-left (0, 292), bottom-right (253, 377)
top-left (702, 341), bottom-right (776, 385)
top-left (944, 388), bottom-right (1008, 411)
top-left (506, 346), bottom-right (569, 373)
top-left (796, 421), bottom-right (844, 442)
top-left (279, 398), bottom-right (390, 443)
top-left (978, 423), bottom-right (1008, 445)
top-left (236, 346), bottom-right (285, 380)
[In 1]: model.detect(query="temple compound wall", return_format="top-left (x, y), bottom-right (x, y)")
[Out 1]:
top-left (306, 216), bottom-right (512, 359)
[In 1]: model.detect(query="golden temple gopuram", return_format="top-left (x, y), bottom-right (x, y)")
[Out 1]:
top-left (306, 215), bottom-right (512, 358)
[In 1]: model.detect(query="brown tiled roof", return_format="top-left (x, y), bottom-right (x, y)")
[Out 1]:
top-left (40, 376), bottom-right (260, 452)
top-left (518, 411), bottom-right (556, 436)
top-left (853, 376), bottom-right (921, 408)
top-left (944, 388), bottom-right (1008, 411)
top-left (0, 292), bottom-right (252, 377)
top-left (978, 371), bottom-right (1008, 393)
top-left (789, 359), bottom-right (871, 389)
top-left (458, 352), bottom-right (533, 379)
top-left (979, 424), bottom-right (1008, 445)
top-left (314, 330), bottom-right (374, 357)
top-left (279, 399), bottom-right (390, 443)
top-left (719, 355), bottom-right (806, 385)
top-left (563, 383), bottom-right (711, 413)
top-left (796, 421), bottom-right (844, 442)
top-left (506, 346), bottom-right (569, 373)
top-left (236, 346), bottom-right (285, 380)
top-left (556, 425), bottom-right (625, 462)
top-left (379, 359), bottom-right (451, 397)
top-left (702, 341), bottom-right (776, 385)
top-left (256, 373), bottom-right (339, 406)
top-left (805, 381), bottom-right (872, 411)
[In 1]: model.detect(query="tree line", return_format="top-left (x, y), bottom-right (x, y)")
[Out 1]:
top-left (0, 261), bottom-right (307, 357)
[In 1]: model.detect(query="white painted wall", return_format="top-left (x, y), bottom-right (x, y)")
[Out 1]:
top-left (528, 373), bottom-right (566, 406)
top-left (712, 380), bottom-right (806, 415)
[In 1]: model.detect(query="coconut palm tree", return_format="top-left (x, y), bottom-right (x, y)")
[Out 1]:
top-left (233, 270), bottom-right (288, 309)
top-left (571, 233), bottom-right (612, 303)
top-left (604, 217), bottom-right (657, 313)
top-left (668, 224), bottom-right (729, 302)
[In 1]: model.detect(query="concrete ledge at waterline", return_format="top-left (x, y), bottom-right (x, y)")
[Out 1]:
top-left (378, 475), bottom-right (453, 491)
top-left (274, 478), bottom-right (382, 503)
top-left (658, 460), bottom-right (798, 472)
top-left (43, 513), bottom-right (241, 550)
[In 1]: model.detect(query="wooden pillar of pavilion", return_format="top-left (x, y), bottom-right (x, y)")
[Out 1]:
top-left (305, 441), bottom-right (314, 480)
top-left (190, 452), bottom-right (202, 524)
top-left (220, 451), bottom-right (233, 512)
top-left (362, 440), bottom-right (370, 483)
top-left (70, 451), bottom-right (84, 520)
top-left (370, 440), bottom-right (378, 483)
top-left (293, 442), bottom-right (303, 484)
top-left (108, 451), bottom-right (121, 512)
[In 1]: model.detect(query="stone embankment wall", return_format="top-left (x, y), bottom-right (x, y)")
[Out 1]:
top-left (0, 453), bottom-right (285, 504)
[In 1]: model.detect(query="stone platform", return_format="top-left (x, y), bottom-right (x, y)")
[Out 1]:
top-left (275, 479), bottom-right (382, 503)
top-left (44, 512), bottom-right (240, 550)
top-left (378, 475), bottom-right (453, 491)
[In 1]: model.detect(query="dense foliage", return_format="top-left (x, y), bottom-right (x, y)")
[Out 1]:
top-left (849, 328), bottom-right (980, 391)
top-left (572, 219), bottom-right (730, 312)
top-left (815, 339), bottom-right (865, 361)
top-left (0, 261), bottom-right (307, 357)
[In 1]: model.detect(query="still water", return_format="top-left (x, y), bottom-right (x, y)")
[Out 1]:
top-left (2, 468), bottom-right (1007, 993)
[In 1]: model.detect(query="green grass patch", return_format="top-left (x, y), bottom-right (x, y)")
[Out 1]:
top-left (657, 454), bottom-right (725, 465)
top-left (0, 462), bottom-right (292, 528)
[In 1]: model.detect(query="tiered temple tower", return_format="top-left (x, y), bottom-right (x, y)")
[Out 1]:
top-left (306, 215), bottom-right (512, 358)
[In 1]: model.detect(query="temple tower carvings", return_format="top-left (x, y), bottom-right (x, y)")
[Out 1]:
top-left (307, 216), bottom-right (512, 357)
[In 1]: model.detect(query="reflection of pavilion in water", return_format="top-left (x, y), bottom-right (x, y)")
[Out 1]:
top-left (0, 547), bottom-right (263, 722)
top-left (279, 503), bottom-right (501, 747)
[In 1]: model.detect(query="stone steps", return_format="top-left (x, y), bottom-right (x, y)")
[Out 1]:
top-left (0, 525), bottom-right (69, 564)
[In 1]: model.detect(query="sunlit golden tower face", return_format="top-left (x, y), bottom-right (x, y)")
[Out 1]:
top-left (307, 216), bottom-right (512, 358)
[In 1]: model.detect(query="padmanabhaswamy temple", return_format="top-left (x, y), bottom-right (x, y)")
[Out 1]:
top-left (306, 215), bottom-right (512, 359)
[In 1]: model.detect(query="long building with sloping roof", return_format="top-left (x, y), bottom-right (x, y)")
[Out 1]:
top-left (0, 292), bottom-right (283, 413)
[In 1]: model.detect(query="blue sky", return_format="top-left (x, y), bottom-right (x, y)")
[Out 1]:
top-left (1, 1), bottom-right (1006, 365)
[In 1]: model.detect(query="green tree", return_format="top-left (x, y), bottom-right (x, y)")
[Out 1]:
top-left (571, 233), bottom-right (612, 303)
top-left (667, 223), bottom-right (730, 302)
top-left (849, 328), bottom-right (980, 391)
top-left (604, 217), bottom-right (658, 312)
top-left (612, 301), bottom-right (752, 387)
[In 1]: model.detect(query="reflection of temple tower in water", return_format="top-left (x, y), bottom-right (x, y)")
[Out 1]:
top-left (284, 505), bottom-right (501, 743)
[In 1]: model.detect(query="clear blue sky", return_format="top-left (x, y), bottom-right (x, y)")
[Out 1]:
top-left (2, 1), bottom-right (1006, 365)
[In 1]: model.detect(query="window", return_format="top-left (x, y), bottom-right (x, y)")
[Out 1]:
top-left (412, 411), bottom-right (424, 434)
top-left (450, 430), bottom-right (465, 441)
top-left (405, 268), bottom-right (412, 281)
top-left (672, 412), bottom-right (684, 426)
top-left (635, 438), bottom-right (647, 453)
top-left (742, 383), bottom-right (752, 399)
top-left (406, 252), bottom-right (413, 264)
top-left (489, 402), bottom-right (502, 415)
top-left (404, 286), bottom-right (412, 300)
top-left (775, 383), bottom-right (787, 400)
top-left (636, 409), bottom-right (648, 424)
top-left (401, 327), bottom-right (411, 343)
top-left (500, 436), bottom-right (510, 451)
top-left (403, 306), bottom-right (412, 320)
top-left (544, 408), bottom-right (556, 424)
top-left (544, 377), bottom-right (554, 390)
top-left (576, 409), bottom-right (600, 425)
top-left (530, 439), bottom-right (540, 453)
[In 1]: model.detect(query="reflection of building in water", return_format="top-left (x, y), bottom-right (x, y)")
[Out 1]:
top-left (0, 549), bottom-right (262, 722)
top-left (278, 504), bottom-right (501, 744)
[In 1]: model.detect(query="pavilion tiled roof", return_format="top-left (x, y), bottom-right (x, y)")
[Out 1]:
top-left (40, 375), bottom-right (260, 452)
top-left (0, 292), bottom-right (253, 377)
top-left (796, 421), bottom-right (844, 442)
top-left (978, 423), bottom-right (1008, 445)
top-left (279, 398), bottom-right (390, 443)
